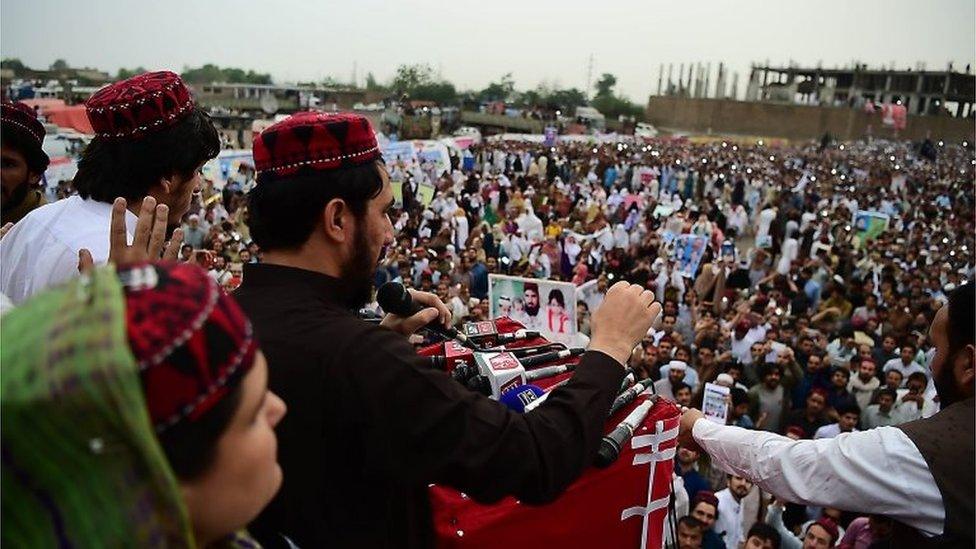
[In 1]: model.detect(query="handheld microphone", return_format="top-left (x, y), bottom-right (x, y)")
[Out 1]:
top-left (377, 282), bottom-right (475, 348)
top-left (608, 378), bottom-right (654, 417)
top-left (524, 363), bottom-right (575, 382)
top-left (522, 378), bottom-right (570, 412)
top-left (519, 348), bottom-right (585, 368)
top-left (619, 370), bottom-right (636, 393)
top-left (499, 384), bottom-right (545, 413)
top-left (595, 396), bottom-right (656, 468)
top-left (505, 343), bottom-right (567, 359)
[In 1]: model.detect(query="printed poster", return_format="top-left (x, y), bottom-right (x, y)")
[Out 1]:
top-left (489, 274), bottom-right (577, 345)
top-left (672, 234), bottom-right (709, 278)
top-left (853, 210), bottom-right (890, 248)
top-left (702, 383), bottom-right (730, 424)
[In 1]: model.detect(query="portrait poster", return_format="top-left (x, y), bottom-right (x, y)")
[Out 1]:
top-left (489, 274), bottom-right (578, 345)
top-left (672, 234), bottom-right (709, 278)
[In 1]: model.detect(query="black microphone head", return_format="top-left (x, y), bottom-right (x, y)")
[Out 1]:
top-left (377, 281), bottom-right (413, 316)
top-left (466, 375), bottom-right (492, 396)
top-left (595, 437), bottom-right (621, 468)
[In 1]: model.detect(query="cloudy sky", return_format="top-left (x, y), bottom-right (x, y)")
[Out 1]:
top-left (2, 0), bottom-right (973, 101)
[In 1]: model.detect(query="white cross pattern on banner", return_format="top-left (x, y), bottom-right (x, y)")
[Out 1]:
top-left (620, 418), bottom-right (679, 549)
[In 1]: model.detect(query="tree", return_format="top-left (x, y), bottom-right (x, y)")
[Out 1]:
top-left (546, 87), bottom-right (587, 111)
top-left (365, 72), bottom-right (385, 91)
top-left (117, 66), bottom-right (148, 80)
top-left (595, 73), bottom-right (617, 98)
top-left (50, 59), bottom-right (69, 71)
top-left (591, 94), bottom-right (644, 121)
top-left (477, 73), bottom-right (516, 103)
top-left (391, 63), bottom-right (436, 95)
top-left (181, 64), bottom-right (272, 84)
top-left (1, 58), bottom-right (28, 73)
top-left (390, 63), bottom-right (457, 104)
top-left (412, 81), bottom-right (457, 105)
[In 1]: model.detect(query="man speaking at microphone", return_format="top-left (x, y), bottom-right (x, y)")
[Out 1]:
top-left (235, 112), bottom-right (661, 548)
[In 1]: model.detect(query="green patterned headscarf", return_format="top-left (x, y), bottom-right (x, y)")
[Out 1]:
top-left (1, 266), bottom-right (194, 547)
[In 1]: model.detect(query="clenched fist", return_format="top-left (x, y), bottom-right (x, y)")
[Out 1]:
top-left (588, 281), bottom-right (662, 367)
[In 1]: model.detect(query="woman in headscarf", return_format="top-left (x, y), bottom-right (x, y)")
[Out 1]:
top-left (1, 261), bottom-right (287, 547)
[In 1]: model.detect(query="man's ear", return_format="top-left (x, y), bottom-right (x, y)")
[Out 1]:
top-left (321, 198), bottom-right (348, 243)
top-left (955, 343), bottom-right (975, 389)
top-left (27, 171), bottom-right (42, 186)
top-left (159, 175), bottom-right (175, 195)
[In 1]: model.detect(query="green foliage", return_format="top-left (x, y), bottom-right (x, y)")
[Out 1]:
top-left (477, 73), bottom-right (516, 103)
top-left (594, 73), bottom-right (617, 98)
top-left (1, 58), bottom-right (28, 72)
top-left (391, 63), bottom-right (457, 104)
top-left (49, 59), bottom-right (69, 71)
top-left (117, 67), bottom-right (148, 80)
top-left (181, 63), bottom-right (272, 85)
top-left (590, 72), bottom-right (643, 120)
top-left (412, 81), bottom-right (458, 104)
top-left (512, 84), bottom-right (587, 111)
top-left (392, 63), bottom-right (436, 94)
top-left (591, 94), bottom-right (644, 121)
top-left (545, 88), bottom-right (588, 111)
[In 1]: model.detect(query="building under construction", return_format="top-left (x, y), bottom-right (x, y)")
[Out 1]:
top-left (744, 63), bottom-right (975, 118)
top-left (654, 61), bottom-right (975, 119)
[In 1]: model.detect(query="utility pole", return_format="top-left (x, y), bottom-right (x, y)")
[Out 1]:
top-left (351, 61), bottom-right (357, 88)
top-left (586, 53), bottom-right (594, 100)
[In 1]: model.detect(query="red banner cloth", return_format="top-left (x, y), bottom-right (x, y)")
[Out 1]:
top-left (420, 318), bottom-right (679, 549)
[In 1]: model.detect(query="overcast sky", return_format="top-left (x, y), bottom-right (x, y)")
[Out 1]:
top-left (2, 0), bottom-right (974, 102)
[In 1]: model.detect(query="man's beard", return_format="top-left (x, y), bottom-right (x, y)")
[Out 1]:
top-left (525, 303), bottom-right (540, 316)
top-left (339, 220), bottom-right (379, 310)
top-left (1, 181), bottom-right (30, 212)
top-left (934, 356), bottom-right (965, 408)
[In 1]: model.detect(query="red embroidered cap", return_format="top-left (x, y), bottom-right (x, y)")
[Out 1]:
top-left (252, 111), bottom-right (380, 179)
top-left (1, 100), bottom-right (46, 146)
top-left (119, 262), bottom-right (258, 433)
top-left (85, 71), bottom-right (195, 139)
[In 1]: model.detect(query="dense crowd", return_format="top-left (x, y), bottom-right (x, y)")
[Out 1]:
top-left (170, 133), bottom-right (975, 548)
top-left (3, 70), bottom-right (974, 546)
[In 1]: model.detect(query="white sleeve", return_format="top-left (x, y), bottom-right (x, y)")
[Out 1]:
top-left (693, 420), bottom-right (945, 536)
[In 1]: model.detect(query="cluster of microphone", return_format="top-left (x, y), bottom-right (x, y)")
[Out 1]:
top-left (378, 281), bottom-right (660, 468)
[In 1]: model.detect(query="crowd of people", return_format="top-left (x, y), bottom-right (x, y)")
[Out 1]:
top-left (1, 66), bottom-right (973, 548)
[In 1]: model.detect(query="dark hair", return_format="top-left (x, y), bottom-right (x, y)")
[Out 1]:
top-left (907, 371), bottom-right (929, 385)
top-left (547, 288), bottom-right (565, 307)
top-left (946, 283), bottom-right (974, 357)
top-left (1, 126), bottom-right (49, 174)
top-left (761, 362), bottom-right (783, 379)
top-left (878, 388), bottom-right (898, 401)
top-left (246, 161), bottom-right (384, 250)
top-left (73, 108), bottom-right (219, 203)
top-left (746, 523), bottom-right (781, 548)
top-left (157, 381), bottom-right (242, 480)
top-left (673, 382), bottom-right (692, 394)
top-left (836, 401), bottom-right (861, 417)
top-left (731, 387), bottom-right (749, 407)
top-left (677, 515), bottom-right (705, 533)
